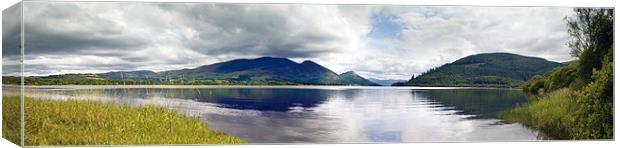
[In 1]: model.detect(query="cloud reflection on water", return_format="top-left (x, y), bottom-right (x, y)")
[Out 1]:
top-left (7, 85), bottom-right (538, 143)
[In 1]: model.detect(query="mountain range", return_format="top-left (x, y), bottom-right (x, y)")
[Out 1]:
top-left (393, 53), bottom-right (565, 87)
top-left (5, 53), bottom-right (564, 87)
top-left (97, 57), bottom-right (379, 86)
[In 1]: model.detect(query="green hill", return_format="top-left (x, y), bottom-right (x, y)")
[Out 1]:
top-left (153, 57), bottom-right (346, 85)
top-left (338, 71), bottom-right (378, 86)
top-left (394, 53), bottom-right (564, 87)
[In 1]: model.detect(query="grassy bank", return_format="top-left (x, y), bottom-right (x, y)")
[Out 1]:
top-left (2, 96), bottom-right (21, 145)
top-left (500, 51), bottom-right (613, 140)
top-left (2, 96), bottom-right (245, 146)
top-left (499, 8), bottom-right (613, 140)
top-left (500, 88), bottom-right (578, 139)
top-left (500, 60), bottom-right (613, 139)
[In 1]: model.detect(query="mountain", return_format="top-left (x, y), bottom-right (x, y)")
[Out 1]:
top-left (394, 53), bottom-right (565, 87)
top-left (367, 78), bottom-right (407, 86)
top-left (96, 57), bottom-right (378, 86)
top-left (339, 71), bottom-right (380, 86)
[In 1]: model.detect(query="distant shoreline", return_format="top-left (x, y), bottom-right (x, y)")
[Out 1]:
top-left (1, 84), bottom-right (523, 90)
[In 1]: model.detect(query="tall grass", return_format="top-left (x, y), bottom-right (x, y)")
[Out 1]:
top-left (2, 96), bottom-right (245, 146)
top-left (500, 88), bottom-right (578, 139)
top-left (2, 96), bottom-right (21, 145)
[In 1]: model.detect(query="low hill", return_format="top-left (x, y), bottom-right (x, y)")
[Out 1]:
top-left (339, 71), bottom-right (380, 86)
top-left (394, 53), bottom-right (564, 87)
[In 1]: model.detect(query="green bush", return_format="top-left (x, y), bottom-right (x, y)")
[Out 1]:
top-left (571, 56), bottom-right (613, 139)
top-left (522, 63), bottom-right (579, 95)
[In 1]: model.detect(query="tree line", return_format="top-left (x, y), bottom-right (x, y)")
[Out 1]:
top-left (2, 76), bottom-right (361, 86)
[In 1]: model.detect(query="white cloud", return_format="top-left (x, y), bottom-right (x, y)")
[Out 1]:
top-left (325, 6), bottom-right (574, 80)
top-left (6, 2), bottom-right (576, 80)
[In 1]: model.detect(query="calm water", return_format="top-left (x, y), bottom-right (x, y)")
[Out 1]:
top-left (4, 85), bottom-right (538, 143)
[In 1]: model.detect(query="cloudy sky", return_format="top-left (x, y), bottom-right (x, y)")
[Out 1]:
top-left (2, 2), bottom-right (576, 80)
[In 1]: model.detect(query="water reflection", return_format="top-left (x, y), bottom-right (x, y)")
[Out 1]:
top-left (5, 85), bottom-right (538, 143)
top-left (413, 89), bottom-right (527, 119)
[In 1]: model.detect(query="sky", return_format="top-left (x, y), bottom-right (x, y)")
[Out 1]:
top-left (2, 2), bottom-right (576, 80)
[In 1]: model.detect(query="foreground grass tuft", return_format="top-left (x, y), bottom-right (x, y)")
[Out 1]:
top-left (2, 96), bottom-right (21, 146)
top-left (2, 96), bottom-right (245, 146)
top-left (500, 88), bottom-right (578, 139)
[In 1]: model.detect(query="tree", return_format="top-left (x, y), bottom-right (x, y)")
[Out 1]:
top-left (566, 8), bottom-right (614, 139)
top-left (504, 8), bottom-right (614, 140)
top-left (566, 8), bottom-right (613, 84)
top-left (567, 9), bottom-right (614, 57)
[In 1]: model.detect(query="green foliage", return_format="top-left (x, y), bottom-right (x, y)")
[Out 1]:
top-left (2, 76), bottom-right (21, 85)
top-left (503, 8), bottom-right (613, 140)
top-left (2, 96), bottom-right (245, 146)
top-left (2, 74), bottom-right (379, 86)
top-left (2, 59), bottom-right (379, 86)
top-left (568, 9), bottom-right (614, 84)
top-left (500, 88), bottom-right (578, 139)
top-left (571, 55), bottom-right (613, 139)
top-left (522, 75), bottom-right (546, 94)
top-left (522, 62), bottom-right (580, 95)
top-left (397, 75), bottom-right (523, 88)
top-left (2, 76), bottom-right (315, 86)
top-left (502, 58), bottom-right (613, 139)
top-left (397, 53), bottom-right (564, 87)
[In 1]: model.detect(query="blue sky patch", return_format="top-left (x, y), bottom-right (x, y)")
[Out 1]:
top-left (368, 10), bottom-right (404, 40)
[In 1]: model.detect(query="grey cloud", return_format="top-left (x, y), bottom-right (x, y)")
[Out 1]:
top-left (159, 3), bottom-right (354, 58)
top-left (23, 63), bottom-right (140, 76)
top-left (22, 53), bottom-right (144, 75)
top-left (2, 3), bottom-right (22, 76)
top-left (15, 2), bottom-right (360, 76)
top-left (2, 64), bottom-right (21, 76)
top-left (22, 2), bottom-right (148, 56)
top-left (4, 2), bottom-right (579, 80)
top-left (2, 3), bottom-right (21, 57)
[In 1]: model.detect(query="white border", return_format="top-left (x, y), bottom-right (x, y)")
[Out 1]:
top-left (1, 0), bottom-right (618, 148)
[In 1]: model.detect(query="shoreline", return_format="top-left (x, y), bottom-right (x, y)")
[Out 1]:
top-left (2, 84), bottom-right (523, 90)
top-left (1, 96), bottom-right (246, 146)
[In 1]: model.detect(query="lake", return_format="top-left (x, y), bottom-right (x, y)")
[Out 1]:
top-left (3, 85), bottom-right (538, 143)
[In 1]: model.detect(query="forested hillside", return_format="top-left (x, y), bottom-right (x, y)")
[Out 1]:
top-left (394, 53), bottom-right (564, 87)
